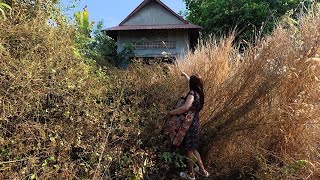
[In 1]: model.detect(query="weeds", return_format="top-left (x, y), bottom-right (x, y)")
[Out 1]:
top-left (0, 2), bottom-right (319, 180)
top-left (172, 6), bottom-right (320, 179)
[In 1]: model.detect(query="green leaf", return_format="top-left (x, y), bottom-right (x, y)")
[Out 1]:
top-left (0, 8), bottom-right (5, 20)
top-left (30, 174), bottom-right (36, 180)
top-left (42, 160), bottom-right (48, 167)
top-left (0, 3), bottom-right (12, 10)
top-left (0, 3), bottom-right (11, 20)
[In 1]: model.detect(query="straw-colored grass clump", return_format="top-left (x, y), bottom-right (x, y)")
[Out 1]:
top-left (0, 2), bottom-right (320, 179)
top-left (173, 7), bottom-right (320, 179)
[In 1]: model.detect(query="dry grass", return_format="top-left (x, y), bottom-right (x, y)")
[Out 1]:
top-left (0, 2), bottom-right (319, 180)
top-left (172, 7), bottom-right (320, 179)
top-left (0, 4), bottom-right (149, 179)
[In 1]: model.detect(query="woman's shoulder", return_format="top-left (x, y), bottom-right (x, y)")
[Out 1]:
top-left (187, 91), bottom-right (200, 101)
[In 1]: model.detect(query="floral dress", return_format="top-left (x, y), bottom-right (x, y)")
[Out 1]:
top-left (181, 90), bottom-right (201, 150)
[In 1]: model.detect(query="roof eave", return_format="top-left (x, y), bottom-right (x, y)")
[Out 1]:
top-left (105, 26), bottom-right (203, 31)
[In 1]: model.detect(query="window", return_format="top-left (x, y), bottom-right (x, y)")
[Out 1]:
top-left (133, 41), bottom-right (176, 49)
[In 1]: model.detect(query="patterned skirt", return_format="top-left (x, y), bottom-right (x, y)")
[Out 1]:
top-left (181, 114), bottom-right (199, 150)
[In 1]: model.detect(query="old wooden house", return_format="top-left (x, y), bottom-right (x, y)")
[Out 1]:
top-left (105, 0), bottom-right (202, 60)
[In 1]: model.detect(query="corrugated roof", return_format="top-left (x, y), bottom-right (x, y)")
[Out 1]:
top-left (106, 24), bottom-right (202, 31)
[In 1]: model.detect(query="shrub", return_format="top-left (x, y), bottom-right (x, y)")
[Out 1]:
top-left (0, 2), bottom-right (146, 179)
top-left (0, 1), bottom-right (319, 180)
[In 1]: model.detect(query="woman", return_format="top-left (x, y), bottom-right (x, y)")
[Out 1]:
top-left (168, 73), bottom-right (209, 180)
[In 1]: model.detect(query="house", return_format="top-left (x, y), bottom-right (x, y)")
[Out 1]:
top-left (105, 0), bottom-right (202, 60)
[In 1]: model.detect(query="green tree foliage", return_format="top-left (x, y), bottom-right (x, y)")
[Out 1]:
top-left (73, 7), bottom-right (117, 66)
top-left (73, 6), bottom-right (94, 61)
top-left (89, 21), bottom-right (117, 66)
top-left (74, 6), bottom-right (93, 36)
top-left (184, 0), bottom-right (312, 39)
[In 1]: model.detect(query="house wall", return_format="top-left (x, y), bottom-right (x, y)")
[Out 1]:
top-left (123, 1), bottom-right (184, 25)
top-left (117, 30), bottom-right (190, 58)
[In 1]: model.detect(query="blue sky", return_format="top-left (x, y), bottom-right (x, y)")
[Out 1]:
top-left (60, 0), bottom-right (186, 28)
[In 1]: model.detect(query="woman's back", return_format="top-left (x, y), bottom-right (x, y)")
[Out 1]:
top-left (188, 90), bottom-right (201, 112)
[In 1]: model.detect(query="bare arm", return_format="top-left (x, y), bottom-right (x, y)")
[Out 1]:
top-left (168, 94), bottom-right (194, 115)
top-left (181, 71), bottom-right (190, 81)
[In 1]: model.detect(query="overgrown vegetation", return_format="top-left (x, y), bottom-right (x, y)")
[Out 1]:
top-left (175, 8), bottom-right (320, 177)
top-left (0, 1), bottom-right (319, 179)
top-left (73, 7), bottom-right (118, 66)
top-left (184, 0), bottom-right (315, 40)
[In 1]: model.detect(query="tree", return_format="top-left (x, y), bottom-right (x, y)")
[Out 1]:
top-left (2, 0), bottom-right (59, 19)
top-left (89, 21), bottom-right (117, 66)
top-left (183, 0), bottom-right (311, 40)
top-left (74, 6), bottom-right (93, 37)
top-left (74, 8), bottom-right (117, 66)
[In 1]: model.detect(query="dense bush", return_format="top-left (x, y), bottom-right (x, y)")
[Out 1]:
top-left (183, 0), bottom-right (315, 40)
top-left (0, 2), bottom-right (149, 179)
top-left (0, 1), bottom-right (319, 179)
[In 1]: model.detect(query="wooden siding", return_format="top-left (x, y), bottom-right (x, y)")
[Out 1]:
top-left (123, 1), bottom-right (185, 26)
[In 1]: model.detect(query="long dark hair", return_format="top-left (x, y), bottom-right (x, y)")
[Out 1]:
top-left (189, 75), bottom-right (204, 110)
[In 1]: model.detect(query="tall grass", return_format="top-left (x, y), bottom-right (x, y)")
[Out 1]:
top-left (172, 7), bottom-right (320, 179)
top-left (0, 2), bottom-right (319, 179)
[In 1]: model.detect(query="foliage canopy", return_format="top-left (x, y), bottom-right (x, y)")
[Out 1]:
top-left (183, 0), bottom-right (312, 39)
